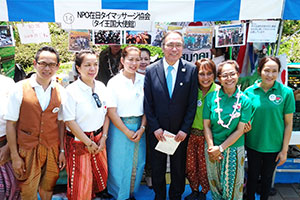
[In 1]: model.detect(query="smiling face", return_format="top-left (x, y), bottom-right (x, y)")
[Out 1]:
top-left (33, 50), bottom-right (59, 84)
top-left (162, 32), bottom-right (184, 65)
top-left (76, 53), bottom-right (98, 83)
top-left (198, 66), bottom-right (214, 90)
top-left (260, 60), bottom-right (279, 87)
top-left (218, 63), bottom-right (239, 91)
top-left (139, 51), bottom-right (150, 71)
top-left (121, 49), bottom-right (141, 75)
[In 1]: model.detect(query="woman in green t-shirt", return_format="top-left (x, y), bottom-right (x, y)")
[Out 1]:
top-left (203, 60), bottom-right (251, 200)
top-left (244, 56), bottom-right (295, 200)
top-left (185, 58), bottom-right (218, 200)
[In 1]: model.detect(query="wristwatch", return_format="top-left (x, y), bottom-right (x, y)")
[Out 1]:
top-left (219, 145), bottom-right (224, 153)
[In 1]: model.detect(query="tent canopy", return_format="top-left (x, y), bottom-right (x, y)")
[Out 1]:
top-left (1, 0), bottom-right (298, 23)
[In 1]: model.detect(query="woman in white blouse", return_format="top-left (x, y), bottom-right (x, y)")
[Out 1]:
top-left (106, 46), bottom-right (146, 200)
top-left (63, 50), bottom-right (109, 200)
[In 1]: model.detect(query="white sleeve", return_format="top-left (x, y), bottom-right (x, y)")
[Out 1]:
top-left (62, 88), bottom-right (77, 122)
top-left (4, 82), bottom-right (23, 121)
top-left (106, 79), bottom-right (118, 108)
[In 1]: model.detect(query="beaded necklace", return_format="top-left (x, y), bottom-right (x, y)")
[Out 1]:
top-left (214, 85), bottom-right (242, 129)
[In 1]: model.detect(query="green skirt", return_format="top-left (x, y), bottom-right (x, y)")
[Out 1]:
top-left (205, 144), bottom-right (245, 200)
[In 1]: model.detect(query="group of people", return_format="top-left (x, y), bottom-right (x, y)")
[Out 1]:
top-left (0, 31), bottom-right (295, 200)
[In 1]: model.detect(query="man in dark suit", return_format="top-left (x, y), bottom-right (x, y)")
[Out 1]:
top-left (144, 31), bottom-right (198, 200)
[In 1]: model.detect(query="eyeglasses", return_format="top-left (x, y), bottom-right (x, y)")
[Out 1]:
top-left (37, 61), bottom-right (58, 69)
top-left (92, 93), bottom-right (102, 108)
top-left (220, 71), bottom-right (238, 79)
top-left (164, 43), bottom-right (183, 49)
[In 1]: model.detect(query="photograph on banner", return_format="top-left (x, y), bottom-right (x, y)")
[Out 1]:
top-left (0, 25), bottom-right (14, 47)
top-left (93, 30), bottom-right (121, 45)
top-left (150, 22), bottom-right (186, 47)
top-left (125, 31), bottom-right (151, 44)
top-left (184, 26), bottom-right (213, 51)
top-left (247, 20), bottom-right (280, 43)
top-left (182, 48), bottom-right (211, 63)
top-left (150, 21), bottom-right (214, 47)
top-left (68, 30), bottom-right (90, 52)
top-left (17, 22), bottom-right (51, 44)
top-left (215, 24), bottom-right (246, 48)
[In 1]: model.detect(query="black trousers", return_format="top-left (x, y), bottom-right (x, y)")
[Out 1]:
top-left (246, 147), bottom-right (278, 200)
top-left (149, 133), bottom-right (188, 200)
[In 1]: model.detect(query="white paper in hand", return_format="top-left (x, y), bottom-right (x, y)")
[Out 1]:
top-left (155, 130), bottom-right (180, 155)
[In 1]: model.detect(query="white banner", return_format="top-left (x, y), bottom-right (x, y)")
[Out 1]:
top-left (247, 21), bottom-right (280, 43)
top-left (17, 23), bottom-right (51, 44)
top-left (59, 9), bottom-right (152, 31)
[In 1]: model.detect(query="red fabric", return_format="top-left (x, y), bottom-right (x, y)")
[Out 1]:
top-left (66, 132), bottom-right (108, 200)
top-left (186, 134), bottom-right (210, 193)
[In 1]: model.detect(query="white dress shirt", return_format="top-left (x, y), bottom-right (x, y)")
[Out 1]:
top-left (0, 75), bottom-right (15, 137)
top-left (4, 74), bottom-right (67, 122)
top-left (63, 78), bottom-right (110, 134)
top-left (107, 71), bottom-right (144, 117)
top-left (163, 58), bottom-right (179, 93)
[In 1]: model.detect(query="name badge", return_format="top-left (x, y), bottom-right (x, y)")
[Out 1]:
top-left (52, 107), bottom-right (60, 113)
top-left (269, 94), bottom-right (276, 101)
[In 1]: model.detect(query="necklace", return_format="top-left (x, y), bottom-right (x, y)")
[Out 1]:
top-left (214, 85), bottom-right (242, 129)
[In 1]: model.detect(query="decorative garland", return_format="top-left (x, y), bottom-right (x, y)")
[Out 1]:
top-left (214, 85), bottom-right (242, 129)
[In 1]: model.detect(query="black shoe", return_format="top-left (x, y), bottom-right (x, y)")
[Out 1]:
top-left (184, 191), bottom-right (199, 200)
top-left (269, 187), bottom-right (277, 196)
top-left (96, 188), bottom-right (113, 199)
top-left (198, 191), bottom-right (206, 200)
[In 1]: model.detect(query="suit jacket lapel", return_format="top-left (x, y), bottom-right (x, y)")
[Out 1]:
top-left (172, 59), bottom-right (185, 98)
top-left (155, 59), bottom-right (169, 97)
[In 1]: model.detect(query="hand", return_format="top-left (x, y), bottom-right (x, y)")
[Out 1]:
top-left (0, 144), bottom-right (10, 166)
top-left (276, 150), bottom-right (287, 166)
top-left (58, 152), bottom-right (66, 170)
top-left (11, 154), bottom-right (26, 177)
top-left (243, 121), bottom-right (252, 133)
top-left (207, 146), bottom-right (222, 161)
top-left (174, 130), bottom-right (187, 142)
top-left (154, 128), bottom-right (165, 141)
top-left (132, 128), bottom-right (144, 143)
top-left (86, 141), bottom-right (100, 154)
top-left (96, 136), bottom-right (107, 154)
top-left (125, 130), bottom-right (136, 142)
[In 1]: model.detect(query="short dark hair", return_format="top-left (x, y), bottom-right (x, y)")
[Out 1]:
top-left (257, 56), bottom-right (281, 74)
top-left (74, 49), bottom-right (97, 74)
top-left (140, 47), bottom-right (151, 57)
top-left (217, 60), bottom-right (239, 77)
top-left (195, 58), bottom-right (217, 79)
top-left (35, 46), bottom-right (60, 63)
top-left (119, 46), bottom-right (141, 70)
top-left (161, 31), bottom-right (184, 47)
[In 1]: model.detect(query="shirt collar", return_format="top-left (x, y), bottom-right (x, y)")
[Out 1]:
top-left (199, 82), bottom-right (217, 98)
top-left (219, 86), bottom-right (239, 98)
top-left (253, 79), bottom-right (279, 91)
top-left (163, 58), bottom-right (179, 73)
top-left (77, 77), bottom-right (93, 93)
top-left (119, 70), bottom-right (142, 84)
top-left (29, 74), bottom-right (56, 89)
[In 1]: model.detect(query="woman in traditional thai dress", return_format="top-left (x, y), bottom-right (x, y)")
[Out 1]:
top-left (63, 50), bottom-right (109, 200)
top-left (203, 60), bottom-right (251, 200)
top-left (185, 58), bottom-right (218, 200)
top-left (106, 46), bottom-right (146, 200)
top-left (245, 56), bottom-right (295, 200)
